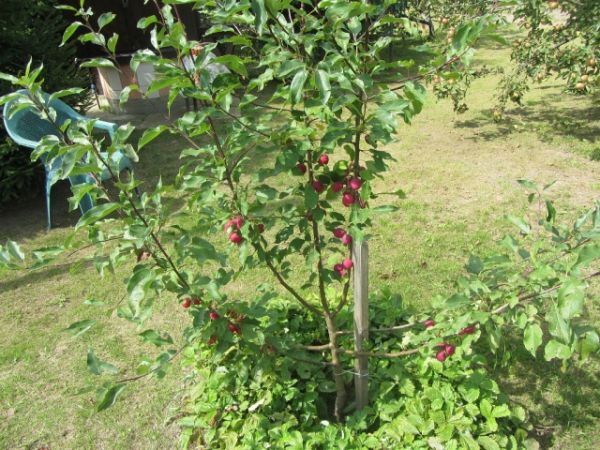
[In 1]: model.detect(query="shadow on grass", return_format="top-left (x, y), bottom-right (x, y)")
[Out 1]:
top-left (455, 90), bottom-right (600, 144)
top-left (0, 261), bottom-right (84, 293)
top-left (488, 343), bottom-right (600, 449)
top-left (0, 180), bottom-right (80, 241)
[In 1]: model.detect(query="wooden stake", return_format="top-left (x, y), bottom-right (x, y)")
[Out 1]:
top-left (353, 239), bottom-right (369, 409)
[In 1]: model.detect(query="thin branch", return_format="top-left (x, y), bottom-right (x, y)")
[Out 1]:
top-left (303, 343), bottom-right (332, 351)
top-left (336, 322), bottom-right (417, 336)
top-left (66, 235), bottom-right (124, 258)
top-left (340, 347), bottom-right (420, 358)
top-left (203, 107), bottom-right (237, 198)
top-left (306, 149), bottom-right (331, 315)
top-left (493, 269), bottom-right (600, 315)
top-left (116, 348), bottom-right (183, 384)
top-left (262, 253), bottom-right (321, 316)
top-left (368, 49), bottom-right (469, 101)
top-left (214, 104), bottom-right (271, 138)
top-left (333, 279), bottom-right (351, 317)
top-left (86, 139), bottom-right (191, 290)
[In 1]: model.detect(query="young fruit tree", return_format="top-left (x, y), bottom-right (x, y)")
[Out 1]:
top-left (1, 0), bottom-right (599, 447)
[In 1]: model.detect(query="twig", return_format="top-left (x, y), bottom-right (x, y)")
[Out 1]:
top-left (336, 322), bottom-right (417, 336)
top-left (492, 269), bottom-right (600, 315)
top-left (116, 348), bottom-right (182, 384)
top-left (262, 254), bottom-right (321, 316)
top-left (303, 343), bottom-right (332, 351)
top-left (340, 347), bottom-right (420, 358)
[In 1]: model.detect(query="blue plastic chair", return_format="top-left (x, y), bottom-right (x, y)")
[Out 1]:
top-left (2, 89), bottom-right (133, 229)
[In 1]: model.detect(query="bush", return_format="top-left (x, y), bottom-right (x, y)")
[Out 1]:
top-left (180, 294), bottom-right (529, 449)
top-left (0, 138), bottom-right (42, 205)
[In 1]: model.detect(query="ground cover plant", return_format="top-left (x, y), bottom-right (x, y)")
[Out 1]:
top-left (0, 0), bottom-right (599, 448)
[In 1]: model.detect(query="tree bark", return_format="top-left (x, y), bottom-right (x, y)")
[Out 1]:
top-left (323, 312), bottom-right (347, 421)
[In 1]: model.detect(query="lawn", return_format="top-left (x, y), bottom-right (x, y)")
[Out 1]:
top-left (0, 40), bottom-right (599, 449)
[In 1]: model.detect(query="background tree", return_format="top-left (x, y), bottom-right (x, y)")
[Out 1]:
top-left (497, 0), bottom-right (599, 111)
top-left (0, 0), bottom-right (90, 102)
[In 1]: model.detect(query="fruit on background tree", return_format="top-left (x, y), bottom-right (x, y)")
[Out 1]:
top-left (497, 0), bottom-right (599, 108)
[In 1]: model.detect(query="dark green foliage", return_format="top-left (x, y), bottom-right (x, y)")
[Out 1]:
top-left (0, 138), bottom-right (42, 205)
top-left (0, 0), bottom-right (91, 108)
top-left (0, 0), bottom-right (91, 204)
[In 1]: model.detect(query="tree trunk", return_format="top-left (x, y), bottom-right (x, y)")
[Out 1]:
top-left (324, 313), bottom-right (347, 421)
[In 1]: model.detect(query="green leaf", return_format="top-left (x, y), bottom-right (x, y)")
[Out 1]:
top-left (557, 280), bottom-right (584, 320)
top-left (212, 55), bottom-right (248, 77)
top-left (290, 69), bottom-right (307, 104)
top-left (506, 215), bottom-right (531, 234)
top-left (466, 255), bottom-right (483, 274)
top-left (49, 88), bottom-right (85, 102)
top-left (545, 200), bottom-right (556, 223)
top-left (517, 179), bottom-right (537, 190)
top-left (478, 436), bottom-right (501, 450)
top-left (304, 183), bottom-right (318, 209)
top-left (80, 58), bottom-right (116, 69)
top-left (76, 203), bottom-right (120, 229)
top-left (97, 12), bottom-right (116, 30)
top-left (315, 69), bottom-right (331, 104)
top-left (391, 188), bottom-right (407, 199)
top-left (523, 323), bottom-right (543, 357)
top-left (139, 329), bottom-right (174, 347)
top-left (84, 298), bottom-right (105, 306)
top-left (445, 293), bottom-right (470, 309)
top-left (65, 320), bottom-right (96, 338)
top-left (480, 398), bottom-right (493, 419)
top-left (372, 205), bottom-right (399, 213)
top-left (138, 125), bottom-right (169, 150)
top-left (61, 22), bottom-right (83, 46)
top-left (256, 185), bottom-right (278, 201)
top-left (0, 72), bottom-right (19, 84)
top-left (6, 241), bottom-right (25, 262)
top-left (127, 267), bottom-right (154, 303)
top-left (578, 331), bottom-right (599, 360)
top-left (404, 82), bottom-right (427, 114)
top-left (251, 0), bottom-right (267, 35)
top-left (87, 348), bottom-right (120, 375)
top-left (574, 244), bottom-right (600, 268)
top-left (544, 339), bottom-right (572, 361)
top-left (137, 16), bottom-right (158, 29)
top-left (546, 303), bottom-right (572, 344)
top-left (492, 404), bottom-right (511, 418)
top-left (96, 384), bottom-right (125, 411)
top-left (107, 34), bottom-right (119, 54)
top-left (277, 60), bottom-right (304, 78)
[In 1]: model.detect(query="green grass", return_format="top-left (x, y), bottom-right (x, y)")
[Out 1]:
top-left (1, 41), bottom-right (599, 449)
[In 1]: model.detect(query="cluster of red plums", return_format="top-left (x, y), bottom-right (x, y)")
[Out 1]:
top-left (296, 154), bottom-right (365, 208)
top-left (222, 215), bottom-right (265, 246)
top-left (180, 297), bottom-right (243, 345)
top-left (424, 319), bottom-right (477, 362)
top-left (224, 215), bottom-right (245, 245)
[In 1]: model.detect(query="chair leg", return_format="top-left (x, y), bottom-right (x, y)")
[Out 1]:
top-left (46, 182), bottom-right (52, 230)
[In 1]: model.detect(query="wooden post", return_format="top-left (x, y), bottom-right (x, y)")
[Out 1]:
top-left (353, 239), bottom-right (369, 410)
